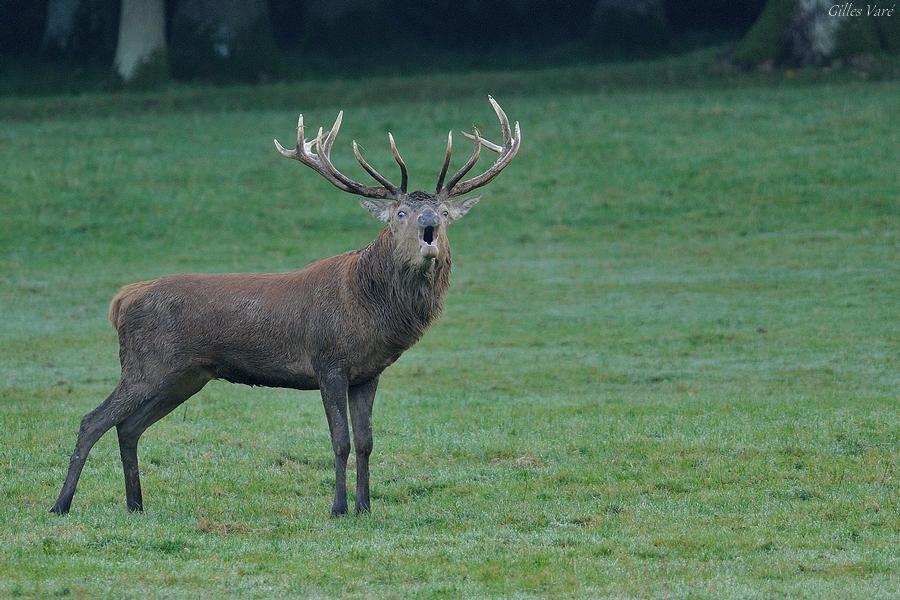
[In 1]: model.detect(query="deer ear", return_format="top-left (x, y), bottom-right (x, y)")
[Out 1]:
top-left (359, 199), bottom-right (393, 222)
top-left (446, 196), bottom-right (481, 221)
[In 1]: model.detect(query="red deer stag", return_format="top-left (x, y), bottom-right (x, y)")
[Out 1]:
top-left (50, 97), bottom-right (521, 516)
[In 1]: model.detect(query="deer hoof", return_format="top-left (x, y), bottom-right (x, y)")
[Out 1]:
top-left (49, 503), bottom-right (69, 516)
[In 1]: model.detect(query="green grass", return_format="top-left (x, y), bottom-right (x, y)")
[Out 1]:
top-left (0, 61), bottom-right (898, 598)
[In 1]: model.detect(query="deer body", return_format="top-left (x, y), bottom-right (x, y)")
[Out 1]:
top-left (51, 97), bottom-right (519, 516)
top-left (112, 228), bottom-right (449, 392)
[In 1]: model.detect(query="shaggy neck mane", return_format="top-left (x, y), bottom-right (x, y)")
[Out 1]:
top-left (354, 227), bottom-right (451, 350)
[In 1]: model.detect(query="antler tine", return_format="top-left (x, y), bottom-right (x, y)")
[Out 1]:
top-left (488, 95), bottom-right (511, 145)
top-left (296, 114), bottom-right (306, 153)
top-left (443, 128), bottom-right (482, 193)
top-left (321, 111), bottom-right (342, 155)
top-left (315, 113), bottom-right (360, 191)
top-left (443, 97), bottom-right (522, 197)
top-left (273, 116), bottom-right (331, 176)
top-left (435, 131), bottom-right (453, 193)
top-left (273, 137), bottom-right (293, 157)
top-left (461, 130), bottom-right (503, 153)
top-left (274, 114), bottom-right (305, 158)
top-left (352, 140), bottom-right (396, 190)
top-left (388, 133), bottom-right (408, 193)
top-left (315, 126), bottom-right (324, 151)
top-left (274, 117), bottom-right (297, 158)
top-left (276, 111), bottom-right (396, 199)
top-left (318, 112), bottom-right (404, 197)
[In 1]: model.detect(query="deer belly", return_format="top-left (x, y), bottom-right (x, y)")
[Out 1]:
top-left (213, 356), bottom-right (319, 390)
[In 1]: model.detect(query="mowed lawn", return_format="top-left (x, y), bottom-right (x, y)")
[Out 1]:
top-left (0, 69), bottom-right (897, 598)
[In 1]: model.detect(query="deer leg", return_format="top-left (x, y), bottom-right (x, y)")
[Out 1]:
top-left (116, 424), bottom-right (143, 512)
top-left (319, 370), bottom-right (350, 516)
top-left (50, 384), bottom-right (134, 515)
top-left (116, 373), bottom-right (209, 512)
top-left (349, 377), bottom-right (378, 514)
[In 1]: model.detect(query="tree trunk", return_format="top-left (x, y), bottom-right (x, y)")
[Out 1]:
top-left (41, 0), bottom-right (82, 56)
top-left (113, 0), bottom-right (167, 83)
top-left (734, 0), bottom-right (887, 67)
top-left (170, 0), bottom-right (277, 82)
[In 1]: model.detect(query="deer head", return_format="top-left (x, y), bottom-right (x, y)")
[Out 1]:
top-left (274, 96), bottom-right (521, 266)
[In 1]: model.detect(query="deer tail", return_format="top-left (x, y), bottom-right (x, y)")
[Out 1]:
top-left (108, 280), bottom-right (155, 331)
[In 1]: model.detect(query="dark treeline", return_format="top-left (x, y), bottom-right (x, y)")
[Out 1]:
top-left (4, 0), bottom-right (895, 94)
top-left (1, 1), bottom-right (766, 83)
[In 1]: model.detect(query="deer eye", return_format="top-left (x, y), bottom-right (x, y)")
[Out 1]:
top-left (397, 210), bottom-right (406, 218)
top-left (441, 210), bottom-right (449, 217)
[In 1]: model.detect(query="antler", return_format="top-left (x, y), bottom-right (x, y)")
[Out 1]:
top-left (436, 95), bottom-right (521, 197)
top-left (275, 98), bottom-right (519, 200)
top-left (274, 112), bottom-right (408, 199)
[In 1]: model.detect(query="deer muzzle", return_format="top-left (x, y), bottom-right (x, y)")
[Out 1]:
top-left (418, 212), bottom-right (439, 258)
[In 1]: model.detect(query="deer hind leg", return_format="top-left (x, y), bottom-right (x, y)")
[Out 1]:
top-left (116, 372), bottom-right (209, 512)
top-left (50, 371), bottom-right (208, 515)
top-left (50, 382), bottom-right (138, 515)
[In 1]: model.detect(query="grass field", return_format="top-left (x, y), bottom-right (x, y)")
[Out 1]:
top-left (0, 58), bottom-right (898, 598)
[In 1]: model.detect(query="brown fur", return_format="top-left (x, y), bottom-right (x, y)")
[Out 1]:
top-left (112, 226), bottom-right (450, 390)
top-left (51, 212), bottom-right (457, 516)
top-left (108, 280), bottom-right (155, 330)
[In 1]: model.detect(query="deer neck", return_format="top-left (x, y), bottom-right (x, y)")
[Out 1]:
top-left (355, 228), bottom-right (450, 348)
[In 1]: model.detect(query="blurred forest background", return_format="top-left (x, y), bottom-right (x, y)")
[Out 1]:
top-left (1, 0), bottom-right (897, 95)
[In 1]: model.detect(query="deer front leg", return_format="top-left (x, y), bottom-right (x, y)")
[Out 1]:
top-left (319, 370), bottom-right (351, 516)
top-left (349, 377), bottom-right (378, 514)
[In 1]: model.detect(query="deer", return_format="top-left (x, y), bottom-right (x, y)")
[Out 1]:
top-left (50, 96), bottom-right (521, 517)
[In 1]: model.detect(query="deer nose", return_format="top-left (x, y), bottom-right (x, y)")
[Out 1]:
top-left (418, 211), bottom-right (438, 228)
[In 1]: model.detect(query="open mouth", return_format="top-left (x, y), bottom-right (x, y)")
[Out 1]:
top-left (419, 226), bottom-right (438, 258)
